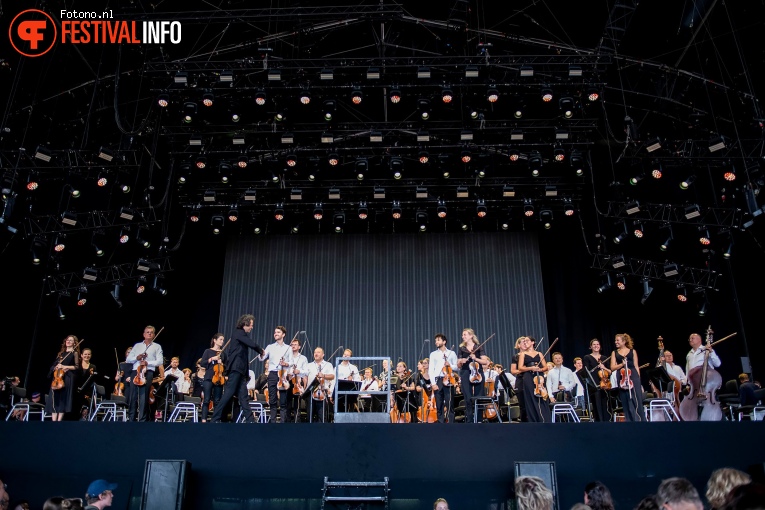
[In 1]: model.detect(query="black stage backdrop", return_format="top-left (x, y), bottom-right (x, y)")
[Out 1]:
top-left (219, 233), bottom-right (550, 370)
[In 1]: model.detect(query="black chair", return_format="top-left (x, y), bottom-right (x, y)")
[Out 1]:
top-left (716, 379), bottom-right (740, 421)
top-left (89, 384), bottom-right (128, 421)
top-left (5, 387), bottom-right (46, 421)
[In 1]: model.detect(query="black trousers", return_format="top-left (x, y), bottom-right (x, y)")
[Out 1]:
top-left (201, 380), bottom-right (223, 421)
top-left (267, 372), bottom-right (288, 423)
top-left (460, 372), bottom-right (484, 423)
top-left (434, 377), bottom-right (455, 423)
top-left (211, 371), bottom-right (252, 422)
top-left (128, 370), bottom-right (154, 422)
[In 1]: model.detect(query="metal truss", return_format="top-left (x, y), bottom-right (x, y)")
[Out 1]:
top-left (45, 256), bottom-right (173, 296)
top-left (116, 5), bottom-right (408, 22)
top-left (604, 201), bottom-right (742, 230)
top-left (596, 1), bottom-right (639, 55)
top-left (591, 253), bottom-right (719, 291)
top-left (24, 207), bottom-right (160, 237)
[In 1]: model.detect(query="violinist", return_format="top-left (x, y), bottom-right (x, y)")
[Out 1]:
top-left (685, 333), bottom-right (721, 377)
top-left (583, 339), bottom-right (612, 422)
top-left (126, 326), bottom-right (164, 422)
top-left (510, 337), bottom-right (528, 422)
top-left (571, 358), bottom-right (585, 410)
top-left (393, 361), bottom-right (417, 422)
top-left (176, 368), bottom-right (192, 396)
top-left (258, 326), bottom-right (292, 423)
top-left (517, 336), bottom-right (551, 423)
top-left (286, 338), bottom-right (309, 422)
top-left (76, 348), bottom-right (97, 415)
top-left (545, 353), bottom-right (577, 404)
top-left (47, 335), bottom-right (81, 421)
top-left (377, 359), bottom-right (393, 390)
top-left (210, 314), bottom-right (265, 423)
top-left (428, 333), bottom-right (458, 423)
top-left (359, 367), bottom-right (379, 412)
top-left (200, 333), bottom-right (225, 423)
top-left (456, 328), bottom-right (490, 423)
top-left (191, 359), bottom-right (205, 398)
top-left (336, 349), bottom-right (361, 413)
top-left (306, 347), bottom-right (335, 422)
top-left (610, 333), bottom-right (646, 421)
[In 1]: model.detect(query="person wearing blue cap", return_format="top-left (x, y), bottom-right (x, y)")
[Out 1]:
top-left (84, 480), bottom-right (116, 509)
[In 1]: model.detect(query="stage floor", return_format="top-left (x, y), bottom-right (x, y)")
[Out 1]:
top-left (1, 421), bottom-right (763, 510)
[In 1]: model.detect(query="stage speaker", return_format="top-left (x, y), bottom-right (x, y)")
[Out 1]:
top-left (514, 461), bottom-right (559, 510)
top-left (140, 459), bottom-right (191, 510)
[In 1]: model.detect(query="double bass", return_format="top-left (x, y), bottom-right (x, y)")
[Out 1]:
top-left (679, 327), bottom-right (732, 422)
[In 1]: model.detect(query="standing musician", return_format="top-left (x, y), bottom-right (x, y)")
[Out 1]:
top-left (510, 337), bottom-right (527, 422)
top-left (47, 335), bottom-right (81, 421)
top-left (286, 338), bottom-right (309, 422)
top-left (76, 347), bottom-right (97, 417)
top-left (359, 367), bottom-right (379, 412)
top-left (258, 326), bottom-right (292, 423)
top-left (336, 349), bottom-right (361, 412)
top-left (456, 328), bottom-right (490, 423)
top-left (210, 314), bottom-right (264, 423)
top-left (306, 347), bottom-right (335, 422)
top-left (126, 326), bottom-right (164, 422)
top-left (191, 359), bottom-right (205, 398)
top-left (582, 338), bottom-right (612, 422)
top-left (610, 333), bottom-right (646, 421)
top-left (546, 352), bottom-right (577, 404)
top-left (518, 336), bottom-right (552, 423)
top-left (571, 357), bottom-right (585, 410)
top-left (200, 333), bottom-right (226, 423)
top-left (685, 333), bottom-right (721, 380)
top-left (428, 333), bottom-right (458, 423)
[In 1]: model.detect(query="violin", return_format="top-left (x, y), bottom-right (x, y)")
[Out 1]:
top-left (530, 337), bottom-right (557, 400)
top-left (277, 355), bottom-right (291, 391)
top-left (619, 366), bottom-right (633, 390)
top-left (442, 354), bottom-right (457, 386)
top-left (312, 367), bottom-right (327, 401)
top-left (291, 366), bottom-right (306, 395)
top-left (212, 338), bottom-right (230, 386)
top-left (467, 333), bottom-right (495, 383)
top-left (133, 353), bottom-right (148, 387)
top-left (114, 371), bottom-right (125, 397)
top-left (51, 361), bottom-right (66, 391)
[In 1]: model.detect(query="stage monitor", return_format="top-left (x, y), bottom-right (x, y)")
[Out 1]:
top-left (514, 461), bottom-right (559, 510)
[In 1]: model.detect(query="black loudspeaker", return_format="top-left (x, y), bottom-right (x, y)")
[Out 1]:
top-left (514, 461), bottom-right (559, 510)
top-left (140, 459), bottom-right (191, 510)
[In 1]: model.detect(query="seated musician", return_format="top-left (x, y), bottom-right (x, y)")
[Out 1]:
top-left (658, 350), bottom-right (685, 402)
top-left (545, 352), bottom-right (577, 404)
top-left (394, 361), bottom-right (418, 421)
top-left (359, 367), bottom-right (379, 411)
top-left (571, 358), bottom-right (585, 409)
top-left (335, 349), bottom-right (361, 412)
top-left (176, 368), bottom-right (192, 396)
top-left (738, 373), bottom-right (761, 407)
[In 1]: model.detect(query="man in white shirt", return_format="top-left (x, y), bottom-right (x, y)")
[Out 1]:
top-left (164, 357), bottom-right (184, 399)
top-left (571, 357), bottom-right (585, 409)
top-left (126, 325), bottom-right (164, 421)
top-left (359, 367), bottom-right (379, 412)
top-left (546, 352), bottom-right (577, 404)
top-left (286, 338), bottom-right (309, 422)
top-left (428, 333), bottom-right (458, 423)
top-left (662, 351), bottom-right (686, 385)
top-left (258, 326), bottom-right (292, 423)
top-left (685, 332), bottom-right (721, 376)
top-left (336, 348), bottom-right (361, 412)
top-left (306, 347), bottom-right (335, 422)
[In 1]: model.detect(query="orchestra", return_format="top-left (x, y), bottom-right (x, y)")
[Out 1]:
top-left (17, 318), bottom-right (744, 424)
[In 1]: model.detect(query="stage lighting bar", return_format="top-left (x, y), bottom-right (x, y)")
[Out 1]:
top-left (61, 212), bottom-right (78, 226)
top-left (460, 130), bottom-right (473, 141)
top-left (83, 267), bottom-right (98, 282)
top-left (625, 201), bottom-right (641, 215)
top-left (373, 187), bottom-right (386, 199)
top-left (510, 130), bottom-right (523, 141)
top-left (591, 254), bottom-right (719, 291)
top-left (370, 132), bottom-right (383, 143)
top-left (219, 70), bottom-right (233, 82)
top-left (281, 133), bottom-right (294, 144)
top-left (417, 66), bottom-right (430, 79)
top-left (503, 186), bottom-right (515, 197)
top-left (646, 137), bottom-right (662, 152)
top-left (320, 68), bottom-right (334, 80)
top-left (367, 67), bottom-right (381, 80)
top-left (34, 146), bottom-right (52, 162)
top-left (568, 66), bottom-right (582, 77)
top-left (329, 188), bottom-right (341, 200)
top-left (663, 263), bottom-right (679, 277)
top-left (417, 131), bottom-right (430, 142)
top-left (290, 189), bottom-right (303, 201)
top-left (268, 69), bottom-right (281, 81)
top-left (321, 132), bottom-right (334, 144)
top-left (244, 189), bottom-right (257, 201)
top-left (233, 136), bottom-right (245, 145)
top-left (415, 187), bottom-right (428, 199)
top-left (519, 66), bottom-right (534, 77)
top-left (98, 147), bottom-right (115, 162)
top-left (174, 71), bottom-right (187, 84)
top-left (456, 186), bottom-right (469, 198)
top-left (465, 66), bottom-right (479, 78)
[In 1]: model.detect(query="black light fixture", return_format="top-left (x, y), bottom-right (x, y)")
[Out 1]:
top-left (350, 88), bottom-right (363, 105)
top-left (437, 200), bottom-right (447, 219)
top-left (202, 91), bottom-right (214, 107)
top-left (111, 283), bottom-right (122, 308)
top-left (299, 90), bottom-right (312, 105)
top-left (613, 222), bottom-right (628, 244)
top-left (389, 88), bottom-right (402, 104)
top-left (640, 279), bottom-right (653, 305)
top-left (487, 87), bottom-right (499, 103)
top-left (418, 99), bottom-right (431, 120)
top-left (157, 93), bottom-right (169, 107)
top-left (528, 152), bottom-right (542, 177)
top-left (255, 90), bottom-right (267, 106)
top-left (559, 97), bottom-right (574, 118)
top-left (441, 88), bottom-right (454, 104)
top-left (416, 210), bottom-right (428, 231)
top-left (541, 87), bottom-right (553, 102)
top-left (333, 212), bottom-right (345, 233)
top-left (523, 198), bottom-right (534, 217)
top-left (274, 204), bottom-right (285, 221)
top-left (228, 208), bottom-right (239, 222)
top-left (476, 199), bottom-right (487, 218)
top-left (540, 209), bottom-right (553, 229)
top-left (679, 175), bottom-right (696, 190)
top-left (211, 215), bottom-right (224, 234)
top-left (313, 204), bottom-right (323, 221)
top-left (358, 202), bottom-right (368, 220)
top-left (391, 201), bottom-right (402, 219)
top-left (182, 102), bottom-right (196, 123)
top-left (597, 273), bottom-right (613, 294)
top-left (616, 275), bottom-right (627, 291)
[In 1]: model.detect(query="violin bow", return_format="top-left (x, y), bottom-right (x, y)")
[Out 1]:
top-left (470, 333), bottom-right (496, 354)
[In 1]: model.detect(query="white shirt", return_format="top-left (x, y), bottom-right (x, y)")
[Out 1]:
top-left (336, 363), bottom-right (361, 382)
top-left (664, 363), bottom-right (687, 385)
top-left (686, 347), bottom-right (721, 375)
top-left (126, 341), bottom-right (164, 371)
top-left (165, 367), bottom-right (184, 392)
top-left (429, 348), bottom-right (458, 384)
top-left (573, 374), bottom-right (584, 398)
top-left (307, 360), bottom-right (334, 400)
top-left (359, 378), bottom-right (379, 398)
top-left (246, 370), bottom-right (256, 390)
top-left (546, 365), bottom-right (577, 396)
top-left (175, 377), bottom-right (191, 395)
top-left (286, 352), bottom-right (309, 376)
top-left (259, 342), bottom-right (292, 372)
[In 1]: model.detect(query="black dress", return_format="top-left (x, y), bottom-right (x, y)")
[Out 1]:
top-left (458, 345), bottom-right (485, 423)
top-left (512, 353), bottom-right (527, 422)
top-left (520, 353), bottom-right (552, 423)
top-left (613, 349), bottom-right (646, 422)
top-left (582, 354), bottom-right (612, 422)
top-left (47, 351), bottom-right (78, 414)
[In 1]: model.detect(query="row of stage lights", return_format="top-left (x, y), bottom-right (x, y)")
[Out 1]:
top-left (628, 163), bottom-right (736, 186)
top-left (55, 277), bottom-right (167, 318)
top-left (31, 223), bottom-right (154, 266)
top-left (597, 274), bottom-right (710, 315)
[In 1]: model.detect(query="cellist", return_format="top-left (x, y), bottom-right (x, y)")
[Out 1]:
top-left (126, 325), bottom-right (163, 422)
top-left (200, 333), bottom-right (225, 423)
top-left (685, 333), bottom-right (721, 382)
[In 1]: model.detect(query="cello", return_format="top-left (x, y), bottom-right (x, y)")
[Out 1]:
top-left (679, 327), bottom-right (735, 422)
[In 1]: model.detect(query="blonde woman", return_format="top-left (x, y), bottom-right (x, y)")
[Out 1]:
top-left (705, 468), bottom-right (751, 509)
top-left (610, 333), bottom-right (645, 421)
top-left (515, 476), bottom-right (553, 510)
top-left (456, 328), bottom-right (490, 423)
top-left (518, 336), bottom-right (551, 423)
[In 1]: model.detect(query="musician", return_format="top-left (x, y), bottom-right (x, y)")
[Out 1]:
top-left (286, 338), bottom-right (309, 422)
top-left (610, 333), bottom-right (645, 421)
top-left (200, 333), bottom-right (225, 423)
top-left (125, 326), bottom-right (163, 422)
top-left (428, 333), bottom-right (458, 423)
top-left (510, 337), bottom-right (527, 421)
top-left (191, 359), bottom-right (205, 398)
top-left (393, 361), bottom-right (417, 420)
top-left (176, 368), bottom-right (192, 396)
top-left (258, 326), bottom-right (292, 423)
top-left (251, 363), bottom-right (269, 397)
top-left (306, 347), bottom-right (335, 422)
top-left (164, 357), bottom-right (183, 396)
top-left (457, 328), bottom-right (490, 423)
top-left (47, 335), bottom-right (81, 421)
top-left (336, 349), bottom-right (361, 381)
top-left (685, 333), bottom-right (721, 375)
top-left (571, 357), bottom-right (585, 409)
top-left (76, 348), bottom-right (97, 416)
top-left (583, 339), bottom-right (612, 422)
top-left (378, 359), bottom-right (393, 390)
top-left (738, 373), bottom-right (760, 407)
top-left (518, 336), bottom-right (551, 423)
top-left (546, 352), bottom-right (577, 404)
top-left (359, 367), bottom-right (379, 411)
top-left (210, 314), bottom-right (264, 423)
top-left (655, 350), bottom-right (686, 404)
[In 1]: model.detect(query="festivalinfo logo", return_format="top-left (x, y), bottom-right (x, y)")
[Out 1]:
top-left (9, 8), bottom-right (182, 57)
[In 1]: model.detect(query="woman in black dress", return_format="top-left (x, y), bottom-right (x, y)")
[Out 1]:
top-left (47, 335), bottom-right (80, 421)
top-left (200, 333), bottom-right (225, 422)
top-left (610, 333), bottom-right (646, 421)
top-left (456, 328), bottom-right (490, 423)
top-left (518, 336), bottom-right (551, 423)
top-left (582, 339), bottom-right (612, 422)
top-left (76, 347), bottom-right (97, 419)
top-left (510, 336), bottom-right (528, 422)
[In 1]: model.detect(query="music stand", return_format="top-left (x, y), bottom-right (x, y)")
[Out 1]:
top-left (646, 367), bottom-right (672, 397)
top-left (576, 368), bottom-right (596, 420)
top-left (337, 380), bottom-right (360, 412)
top-left (157, 374), bottom-right (178, 422)
top-left (497, 371), bottom-right (516, 399)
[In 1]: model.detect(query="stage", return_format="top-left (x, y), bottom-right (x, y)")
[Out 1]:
top-left (1, 421), bottom-right (763, 509)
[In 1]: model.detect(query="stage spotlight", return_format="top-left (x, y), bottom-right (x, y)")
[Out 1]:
top-left (613, 222), bottom-right (628, 244)
top-left (274, 111), bottom-right (286, 122)
top-left (26, 173), bottom-right (39, 191)
top-left (390, 157), bottom-right (404, 180)
top-left (391, 201), bottom-right (402, 219)
top-left (299, 90), bottom-right (312, 105)
top-left (211, 215), bottom-right (224, 234)
top-left (528, 152), bottom-right (542, 176)
top-left (136, 279), bottom-right (147, 294)
top-left (77, 288), bottom-right (87, 306)
top-left (136, 231), bottom-right (151, 248)
top-left (416, 210), bottom-right (428, 232)
top-left (437, 200), bottom-right (447, 219)
top-left (111, 283), bottom-right (122, 308)
top-left (228, 208), bottom-right (239, 222)
top-left (328, 153), bottom-right (340, 166)
top-left (723, 239), bottom-right (733, 259)
top-left (152, 276), bottom-right (167, 296)
top-left (286, 154), bottom-right (297, 167)
top-left (57, 303), bottom-right (66, 320)
top-left (461, 151), bottom-right (471, 164)
top-left (188, 211), bottom-right (200, 223)
top-left (418, 99), bottom-right (431, 120)
top-left (418, 151), bottom-right (429, 164)
top-left (723, 166), bottom-right (736, 181)
top-left (202, 92), bottom-right (214, 107)
top-left (508, 148), bottom-right (520, 162)
top-left (182, 102), bottom-right (196, 123)
top-left (698, 300), bottom-right (708, 316)
top-left (54, 235), bottom-right (66, 252)
top-left (476, 199), bottom-right (487, 218)
top-left (65, 185), bottom-right (81, 198)
top-left (564, 199), bottom-right (575, 216)
top-left (487, 87), bottom-right (499, 103)
top-left (640, 279), bottom-right (653, 304)
top-left (541, 88), bottom-right (553, 102)
top-left (570, 150), bottom-right (583, 175)
top-left (677, 285), bottom-right (687, 302)
top-left (523, 199), bottom-right (534, 217)
top-left (322, 100), bottom-right (336, 121)
top-left (358, 202), bottom-right (368, 220)
top-left (553, 147), bottom-right (565, 162)
top-left (616, 275), bottom-right (627, 291)
top-left (313, 204), bottom-right (324, 221)
top-left (629, 173), bottom-right (645, 185)
top-left (34, 146), bottom-right (52, 162)
top-left (442, 88), bottom-right (453, 104)
top-left (157, 93), bottom-right (169, 107)
top-left (587, 87), bottom-right (600, 102)
top-left (646, 137), bottom-right (662, 153)
top-left (679, 175), bottom-right (696, 190)
top-left (651, 162), bottom-right (663, 179)
top-left (633, 221), bottom-right (644, 238)
top-left (708, 136), bottom-right (726, 152)
top-left (699, 227), bottom-right (711, 245)
top-left (236, 155), bottom-right (248, 169)
top-left (597, 274), bottom-right (613, 294)
top-left (540, 209), bottom-right (553, 229)
top-left (559, 97), bottom-right (574, 118)
top-left (31, 237), bottom-right (46, 265)
top-left (389, 89), bottom-right (402, 104)
top-left (274, 204), bottom-right (285, 221)
top-left (351, 89), bottom-right (363, 105)
top-left (255, 90), bottom-right (267, 106)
